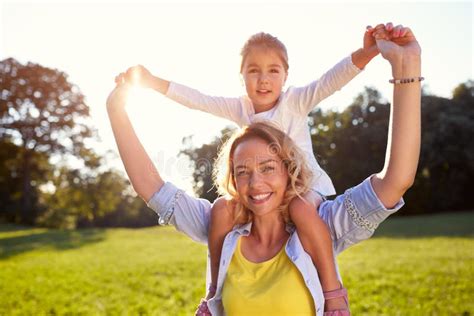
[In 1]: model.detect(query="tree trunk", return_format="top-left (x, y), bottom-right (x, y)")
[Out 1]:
top-left (20, 149), bottom-right (33, 224)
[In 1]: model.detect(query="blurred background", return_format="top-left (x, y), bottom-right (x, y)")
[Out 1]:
top-left (0, 1), bottom-right (472, 315)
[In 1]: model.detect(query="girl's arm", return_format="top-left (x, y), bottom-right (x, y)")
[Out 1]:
top-left (351, 23), bottom-right (396, 70)
top-left (290, 56), bottom-right (361, 115)
top-left (124, 65), bottom-right (245, 125)
top-left (370, 25), bottom-right (422, 208)
top-left (291, 25), bottom-right (380, 115)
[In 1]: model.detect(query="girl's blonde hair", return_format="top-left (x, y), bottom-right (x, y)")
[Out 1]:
top-left (213, 121), bottom-right (313, 225)
top-left (240, 32), bottom-right (289, 73)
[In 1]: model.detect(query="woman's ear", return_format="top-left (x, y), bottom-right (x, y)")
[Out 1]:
top-left (240, 74), bottom-right (245, 87)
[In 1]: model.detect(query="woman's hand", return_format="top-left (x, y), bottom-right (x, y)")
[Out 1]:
top-left (106, 74), bottom-right (131, 113)
top-left (373, 24), bottom-right (421, 65)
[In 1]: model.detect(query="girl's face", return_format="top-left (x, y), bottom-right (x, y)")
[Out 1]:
top-left (241, 47), bottom-right (288, 114)
top-left (232, 137), bottom-right (289, 217)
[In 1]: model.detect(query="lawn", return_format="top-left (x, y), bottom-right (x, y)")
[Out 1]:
top-left (0, 211), bottom-right (473, 315)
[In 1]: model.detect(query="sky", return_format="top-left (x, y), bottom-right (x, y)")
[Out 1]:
top-left (1, 1), bottom-right (473, 193)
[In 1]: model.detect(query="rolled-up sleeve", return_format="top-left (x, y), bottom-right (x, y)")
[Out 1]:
top-left (319, 176), bottom-right (404, 254)
top-left (147, 182), bottom-right (212, 244)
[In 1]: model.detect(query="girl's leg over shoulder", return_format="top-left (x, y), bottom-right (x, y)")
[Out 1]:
top-left (208, 196), bottom-right (235, 297)
top-left (289, 191), bottom-right (349, 313)
top-left (196, 196), bottom-right (235, 316)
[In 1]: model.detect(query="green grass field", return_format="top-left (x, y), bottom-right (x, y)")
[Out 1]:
top-left (1, 211), bottom-right (473, 315)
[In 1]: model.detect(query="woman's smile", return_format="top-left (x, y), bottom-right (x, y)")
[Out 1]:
top-left (249, 192), bottom-right (273, 204)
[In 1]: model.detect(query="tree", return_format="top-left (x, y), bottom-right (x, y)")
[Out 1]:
top-left (0, 137), bottom-right (52, 222)
top-left (37, 167), bottom-right (131, 229)
top-left (310, 86), bottom-right (389, 193)
top-left (452, 79), bottom-right (474, 105)
top-left (412, 89), bottom-right (474, 212)
top-left (0, 58), bottom-right (95, 223)
top-left (309, 84), bottom-right (474, 214)
top-left (180, 126), bottom-right (235, 202)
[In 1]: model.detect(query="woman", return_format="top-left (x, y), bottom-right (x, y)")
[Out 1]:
top-left (106, 24), bottom-right (421, 316)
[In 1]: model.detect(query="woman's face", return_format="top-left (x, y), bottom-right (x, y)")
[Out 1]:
top-left (232, 137), bottom-right (289, 217)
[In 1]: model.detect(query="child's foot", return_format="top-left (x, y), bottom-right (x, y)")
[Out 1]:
top-left (324, 297), bottom-right (349, 313)
top-left (194, 285), bottom-right (216, 316)
top-left (323, 286), bottom-right (350, 316)
top-left (195, 299), bottom-right (212, 316)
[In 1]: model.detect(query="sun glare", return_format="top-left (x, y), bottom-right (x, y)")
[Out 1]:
top-left (125, 85), bottom-right (150, 109)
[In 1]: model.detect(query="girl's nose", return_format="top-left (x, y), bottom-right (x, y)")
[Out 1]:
top-left (258, 73), bottom-right (269, 83)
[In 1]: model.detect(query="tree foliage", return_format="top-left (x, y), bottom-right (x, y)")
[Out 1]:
top-left (0, 137), bottom-right (52, 222)
top-left (180, 127), bottom-right (235, 202)
top-left (0, 58), bottom-right (159, 228)
top-left (36, 166), bottom-right (157, 229)
top-left (310, 87), bottom-right (389, 192)
top-left (0, 58), bottom-right (95, 223)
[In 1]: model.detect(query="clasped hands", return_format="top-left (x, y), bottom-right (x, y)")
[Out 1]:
top-left (367, 22), bottom-right (421, 64)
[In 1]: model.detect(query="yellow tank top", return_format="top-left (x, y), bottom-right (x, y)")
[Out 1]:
top-left (222, 237), bottom-right (316, 316)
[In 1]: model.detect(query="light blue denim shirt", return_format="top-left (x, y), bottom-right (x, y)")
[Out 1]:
top-left (147, 176), bottom-right (404, 316)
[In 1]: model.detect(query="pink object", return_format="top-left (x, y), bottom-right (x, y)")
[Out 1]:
top-left (195, 299), bottom-right (212, 316)
top-left (323, 286), bottom-right (351, 316)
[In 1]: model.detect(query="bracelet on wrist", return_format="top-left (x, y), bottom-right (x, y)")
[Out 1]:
top-left (389, 77), bottom-right (424, 84)
top-left (208, 284), bottom-right (217, 293)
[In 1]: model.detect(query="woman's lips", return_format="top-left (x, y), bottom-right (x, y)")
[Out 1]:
top-left (249, 192), bottom-right (273, 204)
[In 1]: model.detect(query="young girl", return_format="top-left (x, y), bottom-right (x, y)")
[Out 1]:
top-left (120, 25), bottom-right (386, 314)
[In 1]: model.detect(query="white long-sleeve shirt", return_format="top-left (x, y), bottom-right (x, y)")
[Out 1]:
top-left (166, 56), bottom-right (362, 195)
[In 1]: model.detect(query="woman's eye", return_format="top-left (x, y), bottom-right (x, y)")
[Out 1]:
top-left (270, 69), bottom-right (280, 73)
top-left (262, 166), bottom-right (275, 173)
top-left (236, 170), bottom-right (248, 177)
top-left (248, 69), bottom-right (258, 73)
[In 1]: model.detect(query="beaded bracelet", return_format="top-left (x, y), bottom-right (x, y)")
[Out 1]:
top-left (389, 76), bottom-right (424, 84)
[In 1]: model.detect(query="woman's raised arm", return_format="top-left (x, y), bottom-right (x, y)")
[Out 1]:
top-left (371, 25), bottom-right (422, 208)
top-left (106, 79), bottom-right (164, 201)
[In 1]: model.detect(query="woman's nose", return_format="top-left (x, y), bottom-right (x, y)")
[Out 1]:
top-left (249, 171), bottom-right (263, 187)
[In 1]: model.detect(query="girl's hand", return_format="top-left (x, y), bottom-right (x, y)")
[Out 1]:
top-left (363, 24), bottom-right (382, 56)
top-left (364, 22), bottom-right (395, 54)
top-left (373, 24), bottom-right (421, 64)
top-left (107, 74), bottom-right (131, 112)
top-left (123, 65), bottom-right (155, 88)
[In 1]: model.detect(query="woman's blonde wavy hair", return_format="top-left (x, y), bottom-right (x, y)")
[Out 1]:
top-left (213, 121), bottom-right (313, 225)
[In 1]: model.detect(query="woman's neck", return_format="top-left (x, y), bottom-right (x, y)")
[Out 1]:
top-left (250, 212), bottom-right (288, 246)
